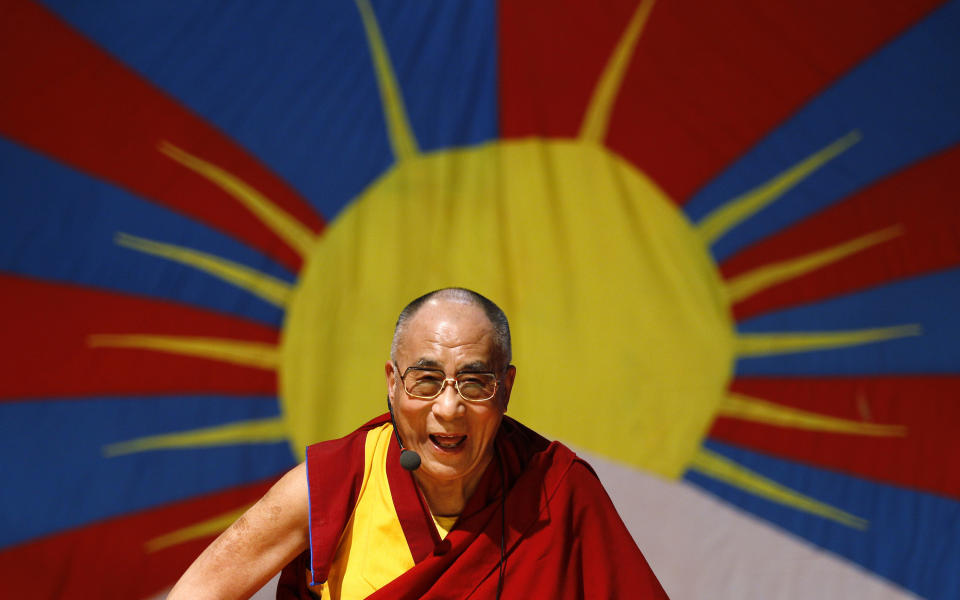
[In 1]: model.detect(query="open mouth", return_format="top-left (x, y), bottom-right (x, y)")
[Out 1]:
top-left (430, 434), bottom-right (467, 450)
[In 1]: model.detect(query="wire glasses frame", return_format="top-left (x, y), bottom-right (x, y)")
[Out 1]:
top-left (393, 361), bottom-right (500, 402)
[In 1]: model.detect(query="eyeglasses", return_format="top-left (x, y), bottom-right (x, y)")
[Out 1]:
top-left (395, 362), bottom-right (500, 402)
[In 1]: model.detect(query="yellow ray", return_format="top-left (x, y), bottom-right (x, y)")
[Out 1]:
top-left (719, 393), bottom-right (907, 436)
top-left (726, 226), bottom-right (903, 303)
top-left (115, 232), bottom-right (291, 307)
top-left (158, 141), bottom-right (316, 257)
top-left (697, 131), bottom-right (862, 245)
top-left (147, 504), bottom-right (251, 552)
top-left (737, 324), bottom-right (920, 357)
top-left (579, 0), bottom-right (656, 142)
top-left (104, 417), bottom-right (286, 458)
top-left (88, 334), bottom-right (279, 370)
top-left (355, 0), bottom-right (420, 161)
top-left (689, 448), bottom-right (868, 529)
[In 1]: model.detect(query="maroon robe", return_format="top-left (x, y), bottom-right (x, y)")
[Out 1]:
top-left (278, 414), bottom-right (668, 599)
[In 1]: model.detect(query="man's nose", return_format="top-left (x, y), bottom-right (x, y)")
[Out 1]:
top-left (432, 380), bottom-right (463, 419)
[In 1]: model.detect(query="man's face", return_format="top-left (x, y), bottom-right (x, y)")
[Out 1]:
top-left (385, 298), bottom-right (515, 490)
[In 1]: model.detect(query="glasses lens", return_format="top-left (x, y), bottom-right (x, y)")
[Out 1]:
top-left (404, 369), bottom-right (445, 398)
top-left (456, 372), bottom-right (497, 401)
top-left (402, 368), bottom-right (498, 401)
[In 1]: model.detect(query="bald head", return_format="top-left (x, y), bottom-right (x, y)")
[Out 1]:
top-left (390, 288), bottom-right (512, 369)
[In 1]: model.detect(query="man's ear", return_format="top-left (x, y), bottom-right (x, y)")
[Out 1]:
top-left (384, 360), bottom-right (396, 404)
top-left (500, 364), bottom-right (516, 412)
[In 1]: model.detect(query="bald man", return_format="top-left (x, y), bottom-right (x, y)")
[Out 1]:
top-left (168, 288), bottom-right (667, 599)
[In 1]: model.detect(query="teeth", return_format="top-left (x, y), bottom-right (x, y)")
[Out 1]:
top-left (431, 435), bottom-right (465, 448)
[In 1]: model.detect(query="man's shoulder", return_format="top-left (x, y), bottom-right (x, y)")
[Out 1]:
top-left (501, 416), bottom-right (590, 469)
top-left (499, 415), bottom-right (552, 454)
top-left (500, 416), bottom-right (610, 501)
top-left (516, 421), bottom-right (626, 511)
top-left (304, 413), bottom-right (392, 461)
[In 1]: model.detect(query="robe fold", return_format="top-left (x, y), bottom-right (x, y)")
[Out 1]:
top-left (277, 414), bottom-right (668, 599)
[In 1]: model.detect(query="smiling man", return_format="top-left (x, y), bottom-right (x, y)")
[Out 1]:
top-left (385, 289), bottom-right (515, 520)
top-left (168, 288), bottom-right (668, 599)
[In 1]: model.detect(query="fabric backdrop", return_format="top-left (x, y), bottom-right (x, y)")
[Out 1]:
top-left (1, 1), bottom-right (958, 598)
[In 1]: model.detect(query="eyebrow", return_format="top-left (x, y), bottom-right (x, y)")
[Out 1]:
top-left (412, 358), bottom-right (443, 369)
top-left (458, 360), bottom-right (493, 372)
top-left (410, 358), bottom-right (492, 372)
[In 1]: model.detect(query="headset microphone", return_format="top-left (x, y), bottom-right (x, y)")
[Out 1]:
top-left (399, 447), bottom-right (422, 471)
top-left (387, 396), bottom-right (421, 471)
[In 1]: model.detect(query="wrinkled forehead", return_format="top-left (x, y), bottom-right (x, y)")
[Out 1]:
top-left (397, 299), bottom-right (497, 360)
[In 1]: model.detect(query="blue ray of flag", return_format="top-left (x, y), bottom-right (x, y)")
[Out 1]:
top-left (735, 267), bottom-right (960, 376)
top-left (686, 439), bottom-right (960, 600)
top-left (684, 0), bottom-right (960, 263)
top-left (38, 0), bottom-right (498, 222)
top-left (0, 395), bottom-right (293, 549)
top-left (0, 136), bottom-right (294, 327)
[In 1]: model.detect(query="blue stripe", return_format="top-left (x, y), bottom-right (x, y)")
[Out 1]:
top-left (372, 0), bottom-right (498, 153)
top-left (38, 0), bottom-right (498, 221)
top-left (0, 395), bottom-right (294, 548)
top-left (686, 439), bottom-right (960, 600)
top-left (735, 268), bottom-right (960, 375)
top-left (684, 0), bottom-right (960, 262)
top-left (0, 136), bottom-right (292, 327)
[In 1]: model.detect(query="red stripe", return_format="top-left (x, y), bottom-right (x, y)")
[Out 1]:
top-left (499, 1), bottom-right (637, 139)
top-left (708, 377), bottom-right (960, 499)
top-left (0, 274), bottom-right (277, 400)
top-left (0, 0), bottom-right (322, 272)
top-left (721, 143), bottom-right (960, 321)
top-left (0, 477), bottom-right (277, 600)
top-left (499, 0), bottom-right (945, 203)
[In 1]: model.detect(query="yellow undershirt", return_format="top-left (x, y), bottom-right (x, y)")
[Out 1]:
top-left (311, 424), bottom-right (459, 600)
top-left (432, 514), bottom-right (458, 539)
